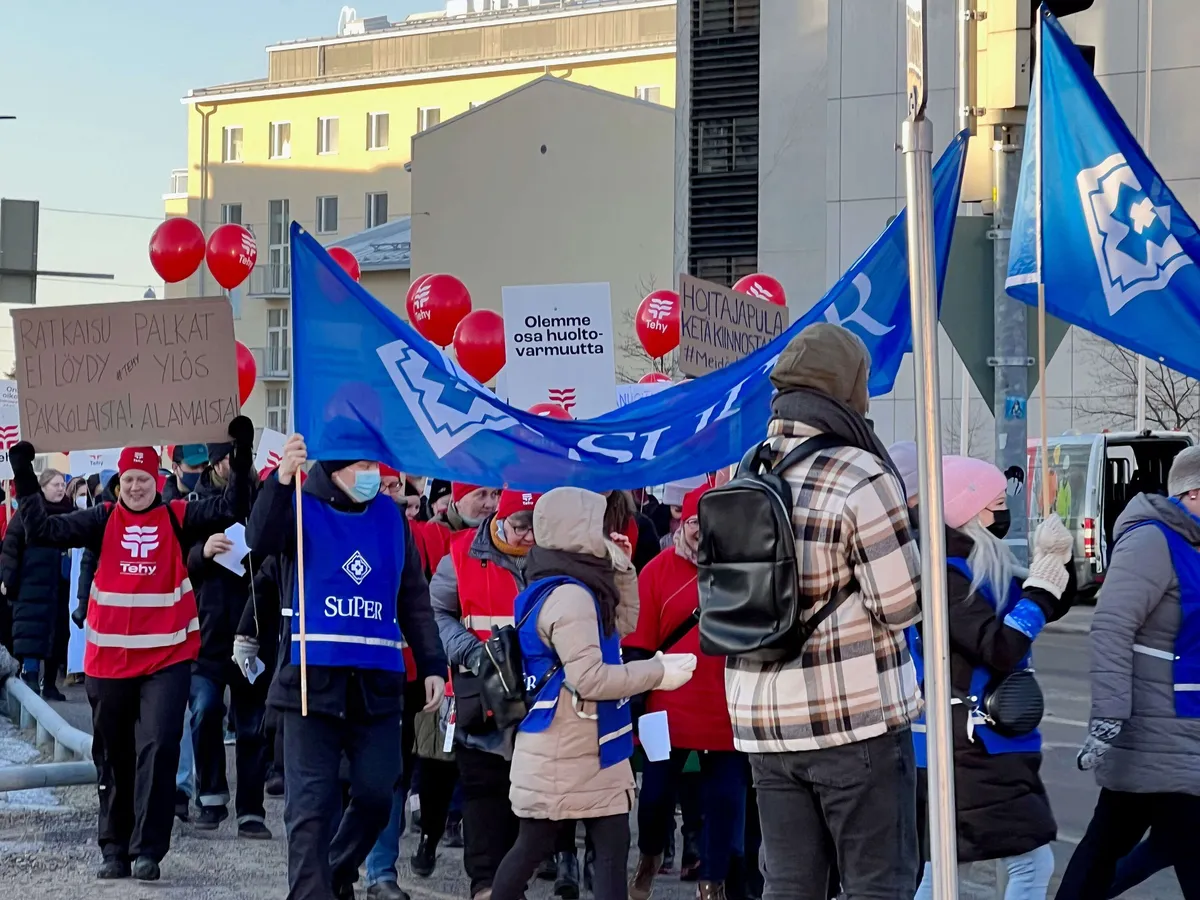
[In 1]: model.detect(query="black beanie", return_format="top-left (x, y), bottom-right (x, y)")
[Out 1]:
top-left (319, 460), bottom-right (359, 476)
top-left (207, 442), bottom-right (233, 466)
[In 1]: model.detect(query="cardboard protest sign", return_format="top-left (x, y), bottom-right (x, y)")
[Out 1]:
top-left (0, 379), bottom-right (20, 478)
top-left (678, 274), bottom-right (789, 377)
top-left (13, 297), bottom-right (239, 453)
top-left (254, 428), bottom-right (287, 473)
top-left (501, 282), bottom-right (617, 418)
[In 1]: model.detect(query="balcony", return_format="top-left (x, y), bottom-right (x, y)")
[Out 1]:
top-left (252, 345), bottom-right (291, 379)
top-left (246, 262), bottom-right (291, 296)
top-left (163, 168), bottom-right (188, 200)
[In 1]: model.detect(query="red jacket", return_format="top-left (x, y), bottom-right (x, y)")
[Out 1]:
top-left (415, 519), bottom-right (456, 579)
top-left (625, 546), bottom-right (733, 752)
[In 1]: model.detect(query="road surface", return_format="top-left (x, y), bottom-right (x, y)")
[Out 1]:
top-left (0, 620), bottom-right (1185, 899)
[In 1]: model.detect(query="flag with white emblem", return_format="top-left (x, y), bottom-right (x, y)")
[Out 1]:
top-left (289, 133), bottom-right (966, 491)
top-left (1007, 8), bottom-right (1200, 377)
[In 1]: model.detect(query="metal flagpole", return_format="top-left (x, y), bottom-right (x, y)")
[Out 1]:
top-left (1135, 0), bottom-right (1154, 432)
top-left (904, 2), bottom-right (957, 898)
top-left (957, 0), bottom-right (977, 458)
top-left (1035, 9), bottom-right (1051, 516)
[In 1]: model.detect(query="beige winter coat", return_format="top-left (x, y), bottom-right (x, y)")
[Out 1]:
top-left (508, 487), bottom-right (666, 821)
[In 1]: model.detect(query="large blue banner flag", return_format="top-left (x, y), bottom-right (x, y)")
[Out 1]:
top-left (292, 133), bottom-right (967, 491)
top-left (1007, 9), bottom-right (1200, 379)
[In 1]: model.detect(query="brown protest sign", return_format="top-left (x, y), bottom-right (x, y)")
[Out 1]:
top-left (13, 297), bottom-right (239, 452)
top-left (678, 274), bottom-right (790, 376)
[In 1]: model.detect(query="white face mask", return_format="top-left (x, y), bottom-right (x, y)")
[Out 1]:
top-left (75, 496), bottom-right (88, 509)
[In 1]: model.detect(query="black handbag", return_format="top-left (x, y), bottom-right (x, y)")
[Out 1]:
top-left (477, 602), bottom-right (564, 732)
top-left (981, 669), bottom-right (1044, 737)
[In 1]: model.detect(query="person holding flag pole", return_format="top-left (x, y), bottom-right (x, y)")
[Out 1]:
top-left (245, 433), bottom-right (448, 900)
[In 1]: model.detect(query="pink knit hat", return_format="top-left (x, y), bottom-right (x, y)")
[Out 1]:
top-left (942, 456), bottom-right (1008, 529)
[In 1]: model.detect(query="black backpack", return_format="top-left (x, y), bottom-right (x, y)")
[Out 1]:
top-left (696, 434), bottom-right (856, 662)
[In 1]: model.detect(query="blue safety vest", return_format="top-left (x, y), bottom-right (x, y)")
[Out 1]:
top-left (291, 492), bottom-right (405, 672)
top-left (1119, 508), bottom-right (1200, 718)
top-left (514, 575), bottom-right (634, 769)
top-left (908, 556), bottom-right (1045, 766)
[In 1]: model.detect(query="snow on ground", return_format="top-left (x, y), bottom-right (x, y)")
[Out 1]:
top-left (0, 717), bottom-right (60, 810)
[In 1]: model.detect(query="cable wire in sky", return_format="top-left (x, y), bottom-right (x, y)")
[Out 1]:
top-left (42, 207), bottom-right (163, 223)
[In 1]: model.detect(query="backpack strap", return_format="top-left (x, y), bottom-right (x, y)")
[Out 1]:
top-left (791, 577), bottom-right (861, 650)
top-left (657, 608), bottom-right (700, 654)
top-left (768, 433), bottom-right (850, 477)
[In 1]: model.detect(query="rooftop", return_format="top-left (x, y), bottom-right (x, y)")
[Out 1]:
top-left (186, 0), bottom-right (675, 103)
top-left (330, 217), bottom-right (412, 272)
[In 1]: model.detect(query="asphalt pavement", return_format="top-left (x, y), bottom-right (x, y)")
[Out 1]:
top-left (0, 622), bottom-right (1187, 899)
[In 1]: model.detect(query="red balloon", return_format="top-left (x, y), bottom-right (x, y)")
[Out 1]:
top-left (452, 310), bottom-right (506, 383)
top-left (407, 274), bottom-right (472, 347)
top-left (328, 247), bottom-right (361, 282)
top-left (206, 224), bottom-right (258, 290)
top-left (635, 289), bottom-right (680, 359)
top-left (639, 372), bottom-right (672, 384)
top-left (149, 218), bottom-right (205, 283)
top-left (528, 402), bottom-right (572, 420)
top-left (733, 273), bottom-right (787, 307)
top-left (235, 340), bottom-right (257, 406)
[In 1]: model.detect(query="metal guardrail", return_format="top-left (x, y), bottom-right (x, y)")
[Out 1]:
top-left (0, 675), bottom-right (96, 794)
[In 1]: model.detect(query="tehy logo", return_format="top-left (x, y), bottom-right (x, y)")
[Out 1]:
top-left (647, 297), bottom-right (674, 320)
top-left (742, 280), bottom-right (775, 302)
top-left (1076, 152), bottom-right (1193, 316)
top-left (521, 492), bottom-right (534, 504)
top-left (239, 232), bottom-right (258, 268)
top-left (120, 525), bottom-right (159, 575)
top-left (342, 550), bottom-right (372, 586)
top-left (548, 387), bottom-right (576, 413)
top-left (0, 425), bottom-right (18, 450)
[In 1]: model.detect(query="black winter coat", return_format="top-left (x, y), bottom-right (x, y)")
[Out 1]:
top-left (246, 466), bottom-right (447, 722)
top-left (179, 471), bottom-right (260, 680)
top-left (917, 527), bottom-right (1063, 864)
top-left (74, 475), bottom-right (119, 627)
top-left (1, 498), bottom-right (74, 660)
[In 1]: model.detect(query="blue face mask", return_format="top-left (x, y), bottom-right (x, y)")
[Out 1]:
top-left (348, 469), bottom-right (381, 503)
top-left (179, 471), bottom-right (201, 491)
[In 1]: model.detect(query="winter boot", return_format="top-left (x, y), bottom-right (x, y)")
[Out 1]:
top-left (411, 834), bottom-right (437, 877)
top-left (680, 832), bottom-right (703, 882)
top-left (555, 851), bottom-right (580, 900)
top-left (698, 881), bottom-right (728, 900)
top-left (629, 853), bottom-right (662, 900)
top-left (442, 814), bottom-right (464, 848)
top-left (40, 669), bottom-right (65, 702)
top-left (132, 856), bottom-right (160, 882)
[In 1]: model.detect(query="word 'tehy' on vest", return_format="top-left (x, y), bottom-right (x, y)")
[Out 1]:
top-left (324, 595), bottom-right (387, 622)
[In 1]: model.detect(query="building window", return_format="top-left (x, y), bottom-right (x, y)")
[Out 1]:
top-left (270, 121), bottom-right (291, 159)
top-left (317, 117), bottom-right (339, 155)
top-left (366, 192), bottom-right (388, 229)
top-left (368, 112), bottom-right (389, 150)
top-left (220, 203), bottom-right (242, 225)
top-left (636, 86), bottom-right (662, 104)
top-left (266, 387), bottom-right (289, 433)
top-left (222, 126), bottom-right (243, 163)
top-left (697, 116), bottom-right (759, 174)
top-left (316, 196), bottom-right (339, 234)
top-left (418, 107), bottom-right (441, 131)
top-left (267, 199), bottom-right (291, 292)
top-left (267, 308), bottom-right (290, 377)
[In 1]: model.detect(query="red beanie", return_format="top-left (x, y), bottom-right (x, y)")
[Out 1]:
top-left (496, 489), bottom-right (540, 520)
top-left (379, 463), bottom-right (400, 479)
top-left (119, 446), bottom-right (159, 478)
top-left (452, 482), bottom-right (481, 503)
top-left (681, 484), bottom-right (711, 523)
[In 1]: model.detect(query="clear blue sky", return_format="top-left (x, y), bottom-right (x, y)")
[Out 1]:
top-left (0, 0), bottom-right (434, 320)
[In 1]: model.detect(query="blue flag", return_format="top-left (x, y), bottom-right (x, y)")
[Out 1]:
top-left (1007, 9), bottom-right (1200, 378)
top-left (291, 133), bottom-right (967, 491)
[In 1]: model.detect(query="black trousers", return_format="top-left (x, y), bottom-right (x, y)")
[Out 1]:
top-left (492, 815), bottom-right (630, 900)
top-left (457, 745), bottom-right (520, 895)
top-left (283, 709), bottom-right (401, 900)
top-left (1057, 787), bottom-right (1200, 900)
top-left (86, 661), bottom-right (191, 863)
top-left (190, 666), bottom-right (268, 821)
top-left (418, 757), bottom-right (458, 844)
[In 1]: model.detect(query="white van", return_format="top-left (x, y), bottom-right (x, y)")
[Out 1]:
top-left (1027, 430), bottom-right (1194, 598)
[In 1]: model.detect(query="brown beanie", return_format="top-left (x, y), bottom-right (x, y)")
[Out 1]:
top-left (769, 323), bottom-right (871, 415)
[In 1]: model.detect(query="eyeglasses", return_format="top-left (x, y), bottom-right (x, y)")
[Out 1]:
top-left (508, 523), bottom-right (533, 538)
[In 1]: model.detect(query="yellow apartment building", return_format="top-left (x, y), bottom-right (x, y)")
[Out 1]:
top-left (163, 0), bottom-right (677, 430)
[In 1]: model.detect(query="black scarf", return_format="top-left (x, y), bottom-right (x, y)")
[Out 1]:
top-left (526, 546), bottom-right (620, 637)
top-left (771, 387), bottom-right (901, 480)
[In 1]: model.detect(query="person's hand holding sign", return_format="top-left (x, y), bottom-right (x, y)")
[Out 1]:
top-left (277, 434), bottom-right (308, 485)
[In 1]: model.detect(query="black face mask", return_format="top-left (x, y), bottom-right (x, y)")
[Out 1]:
top-left (987, 509), bottom-right (1012, 539)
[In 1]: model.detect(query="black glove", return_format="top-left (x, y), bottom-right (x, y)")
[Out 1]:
top-left (227, 415), bottom-right (254, 471)
top-left (7, 441), bottom-right (38, 499)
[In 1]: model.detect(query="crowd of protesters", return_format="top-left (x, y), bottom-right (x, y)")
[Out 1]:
top-left (1, 321), bottom-right (1198, 900)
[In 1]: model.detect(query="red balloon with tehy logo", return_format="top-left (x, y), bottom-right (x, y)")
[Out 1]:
top-left (206, 224), bottom-right (258, 290)
top-left (733, 273), bottom-right (786, 307)
top-left (407, 274), bottom-right (472, 347)
top-left (635, 289), bottom-right (680, 360)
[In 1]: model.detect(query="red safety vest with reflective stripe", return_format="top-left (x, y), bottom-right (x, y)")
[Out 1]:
top-left (451, 529), bottom-right (519, 644)
top-left (85, 500), bottom-right (199, 679)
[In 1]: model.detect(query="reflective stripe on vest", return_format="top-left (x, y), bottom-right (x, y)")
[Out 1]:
top-left (85, 616), bottom-right (199, 649)
top-left (91, 579), bottom-right (194, 608)
top-left (462, 614), bottom-right (515, 634)
top-left (1120, 514), bottom-right (1200, 717)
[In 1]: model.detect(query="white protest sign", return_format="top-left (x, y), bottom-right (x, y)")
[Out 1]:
top-left (501, 282), bottom-right (617, 418)
top-left (0, 380), bottom-right (20, 479)
top-left (255, 428), bottom-right (287, 473)
top-left (615, 382), bottom-right (673, 409)
top-left (68, 448), bottom-right (123, 478)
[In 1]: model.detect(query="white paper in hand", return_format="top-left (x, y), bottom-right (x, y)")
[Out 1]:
top-left (243, 656), bottom-right (266, 684)
top-left (214, 522), bottom-right (251, 575)
top-left (638, 710), bottom-right (672, 762)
